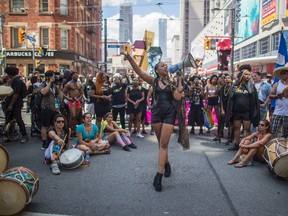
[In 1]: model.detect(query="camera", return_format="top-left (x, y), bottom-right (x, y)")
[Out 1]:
top-left (54, 75), bottom-right (63, 85)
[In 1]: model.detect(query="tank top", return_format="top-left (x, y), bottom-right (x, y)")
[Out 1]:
top-left (274, 80), bottom-right (288, 116)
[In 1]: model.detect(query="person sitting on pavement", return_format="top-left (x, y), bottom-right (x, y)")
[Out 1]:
top-left (227, 119), bottom-right (272, 168)
top-left (75, 112), bottom-right (110, 158)
top-left (100, 112), bottom-right (137, 151)
top-left (44, 114), bottom-right (71, 175)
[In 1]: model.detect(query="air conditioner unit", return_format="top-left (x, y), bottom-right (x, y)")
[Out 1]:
top-left (12, 8), bottom-right (21, 13)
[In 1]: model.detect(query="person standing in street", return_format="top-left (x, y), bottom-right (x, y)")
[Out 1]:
top-left (4, 67), bottom-right (29, 143)
top-left (122, 51), bottom-right (183, 192)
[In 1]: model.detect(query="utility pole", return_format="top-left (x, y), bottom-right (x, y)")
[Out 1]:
top-left (104, 18), bottom-right (107, 73)
top-left (0, 13), bottom-right (5, 75)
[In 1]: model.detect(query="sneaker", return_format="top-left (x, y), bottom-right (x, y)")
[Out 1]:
top-left (51, 162), bottom-right (61, 175)
top-left (123, 145), bottom-right (130, 151)
top-left (150, 131), bottom-right (154, 135)
top-left (142, 130), bottom-right (147, 134)
top-left (136, 133), bottom-right (144, 138)
top-left (199, 130), bottom-right (204, 135)
top-left (20, 135), bottom-right (29, 143)
top-left (127, 131), bottom-right (131, 137)
top-left (190, 130), bottom-right (195, 135)
top-left (128, 143), bottom-right (137, 149)
top-left (132, 130), bottom-right (137, 134)
top-left (41, 142), bottom-right (49, 150)
top-left (212, 137), bottom-right (221, 142)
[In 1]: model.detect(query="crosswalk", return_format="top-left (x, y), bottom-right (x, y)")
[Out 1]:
top-left (22, 212), bottom-right (72, 216)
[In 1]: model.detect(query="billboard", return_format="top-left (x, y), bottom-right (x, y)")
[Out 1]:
top-left (224, 0), bottom-right (260, 44)
top-left (262, 0), bottom-right (276, 26)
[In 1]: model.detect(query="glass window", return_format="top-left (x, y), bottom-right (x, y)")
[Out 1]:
top-left (61, 30), bottom-right (68, 49)
top-left (11, 0), bottom-right (24, 10)
top-left (40, 0), bottom-right (49, 12)
top-left (242, 42), bottom-right (257, 59)
top-left (13, 27), bottom-right (25, 48)
top-left (60, 0), bottom-right (68, 15)
top-left (234, 49), bottom-right (240, 62)
top-left (41, 28), bottom-right (49, 47)
top-left (259, 36), bottom-right (270, 55)
top-left (272, 32), bottom-right (280, 51)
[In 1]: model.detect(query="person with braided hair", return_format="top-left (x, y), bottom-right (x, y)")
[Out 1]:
top-left (122, 52), bottom-right (183, 192)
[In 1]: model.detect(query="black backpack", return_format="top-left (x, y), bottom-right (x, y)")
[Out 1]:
top-left (20, 81), bottom-right (28, 99)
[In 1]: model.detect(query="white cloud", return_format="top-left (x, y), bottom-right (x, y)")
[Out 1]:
top-left (106, 12), bottom-right (180, 58)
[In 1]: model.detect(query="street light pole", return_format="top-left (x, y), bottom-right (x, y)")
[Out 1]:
top-left (104, 18), bottom-right (107, 73)
top-left (230, 8), bottom-right (235, 80)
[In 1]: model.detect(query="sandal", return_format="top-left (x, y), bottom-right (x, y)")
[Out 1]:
top-left (82, 160), bottom-right (90, 166)
top-left (227, 160), bottom-right (238, 165)
top-left (234, 162), bottom-right (247, 168)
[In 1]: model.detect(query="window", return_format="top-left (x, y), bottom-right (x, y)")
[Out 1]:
top-left (11, 0), bottom-right (24, 11)
top-left (40, 28), bottom-right (49, 47)
top-left (259, 36), bottom-right (270, 55)
top-left (60, 0), bottom-right (68, 15)
top-left (13, 27), bottom-right (25, 48)
top-left (234, 49), bottom-right (240, 62)
top-left (61, 30), bottom-right (68, 49)
top-left (81, 38), bottom-right (84, 55)
top-left (272, 32), bottom-right (280, 51)
top-left (40, 0), bottom-right (49, 12)
top-left (242, 42), bottom-right (257, 59)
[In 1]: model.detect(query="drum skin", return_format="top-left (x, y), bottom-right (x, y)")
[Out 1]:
top-left (0, 178), bottom-right (28, 216)
top-left (59, 148), bottom-right (84, 169)
top-left (263, 138), bottom-right (288, 178)
top-left (0, 145), bottom-right (9, 174)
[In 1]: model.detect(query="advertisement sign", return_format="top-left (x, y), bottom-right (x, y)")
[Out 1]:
top-left (286, 0), bottom-right (288, 17)
top-left (225, 0), bottom-right (260, 44)
top-left (262, 0), bottom-right (276, 26)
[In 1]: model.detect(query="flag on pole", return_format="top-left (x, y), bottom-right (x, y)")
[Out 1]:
top-left (271, 32), bottom-right (288, 108)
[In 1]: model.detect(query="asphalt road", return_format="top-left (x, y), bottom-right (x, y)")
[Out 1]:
top-left (1, 119), bottom-right (288, 216)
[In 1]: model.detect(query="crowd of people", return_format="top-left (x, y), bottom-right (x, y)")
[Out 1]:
top-left (0, 60), bottom-right (287, 191)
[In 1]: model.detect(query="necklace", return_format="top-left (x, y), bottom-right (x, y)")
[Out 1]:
top-left (224, 85), bottom-right (230, 96)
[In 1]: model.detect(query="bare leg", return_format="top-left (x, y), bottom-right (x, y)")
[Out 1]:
top-left (233, 120), bottom-right (241, 145)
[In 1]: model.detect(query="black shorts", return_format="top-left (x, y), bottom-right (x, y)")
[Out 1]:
top-left (233, 112), bottom-right (250, 121)
top-left (151, 103), bottom-right (176, 125)
top-left (94, 101), bottom-right (111, 118)
top-left (41, 108), bottom-right (58, 127)
top-left (207, 97), bottom-right (218, 106)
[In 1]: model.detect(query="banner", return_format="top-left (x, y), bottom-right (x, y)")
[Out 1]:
top-left (216, 39), bottom-right (231, 71)
top-left (262, 0), bottom-right (276, 26)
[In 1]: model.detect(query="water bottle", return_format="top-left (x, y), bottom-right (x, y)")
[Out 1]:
top-left (85, 150), bottom-right (90, 164)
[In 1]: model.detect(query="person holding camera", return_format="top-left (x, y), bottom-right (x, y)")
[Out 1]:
top-left (39, 70), bottom-right (64, 149)
top-left (63, 72), bottom-right (84, 137)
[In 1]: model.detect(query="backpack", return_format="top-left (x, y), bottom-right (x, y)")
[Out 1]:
top-left (20, 81), bottom-right (28, 99)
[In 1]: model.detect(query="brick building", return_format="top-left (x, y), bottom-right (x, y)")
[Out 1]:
top-left (0, 0), bottom-right (102, 77)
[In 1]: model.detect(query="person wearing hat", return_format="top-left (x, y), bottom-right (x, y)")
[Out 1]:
top-left (269, 64), bottom-right (288, 138)
top-left (4, 67), bottom-right (29, 143)
top-left (266, 74), bottom-right (273, 85)
top-left (225, 64), bottom-right (260, 150)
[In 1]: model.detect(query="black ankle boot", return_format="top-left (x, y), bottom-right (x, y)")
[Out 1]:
top-left (153, 173), bottom-right (163, 192)
top-left (164, 162), bottom-right (171, 177)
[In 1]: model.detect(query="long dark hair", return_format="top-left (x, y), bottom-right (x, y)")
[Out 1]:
top-left (261, 119), bottom-right (272, 134)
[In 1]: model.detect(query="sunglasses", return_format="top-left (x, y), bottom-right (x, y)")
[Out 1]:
top-left (56, 120), bottom-right (65, 123)
top-left (259, 123), bottom-right (265, 126)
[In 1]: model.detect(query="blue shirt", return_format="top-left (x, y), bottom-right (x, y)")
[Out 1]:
top-left (75, 123), bottom-right (98, 143)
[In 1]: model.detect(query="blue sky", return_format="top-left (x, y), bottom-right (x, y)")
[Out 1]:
top-left (102, 0), bottom-right (181, 57)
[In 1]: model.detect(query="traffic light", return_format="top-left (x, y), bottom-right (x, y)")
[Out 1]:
top-left (35, 60), bottom-right (41, 68)
top-left (18, 28), bottom-right (26, 44)
top-left (204, 38), bottom-right (211, 50)
top-left (38, 47), bottom-right (47, 56)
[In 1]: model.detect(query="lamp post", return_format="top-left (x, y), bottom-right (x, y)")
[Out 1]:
top-left (0, 13), bottom-right (5, 75)
top-left (104, 18), bottom-right (107, 73)
top-left (212, 7), bottom-right (236, 79)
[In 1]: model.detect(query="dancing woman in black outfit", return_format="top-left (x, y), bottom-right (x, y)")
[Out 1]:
top-left (123, 53), bottom-right (183, 192)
